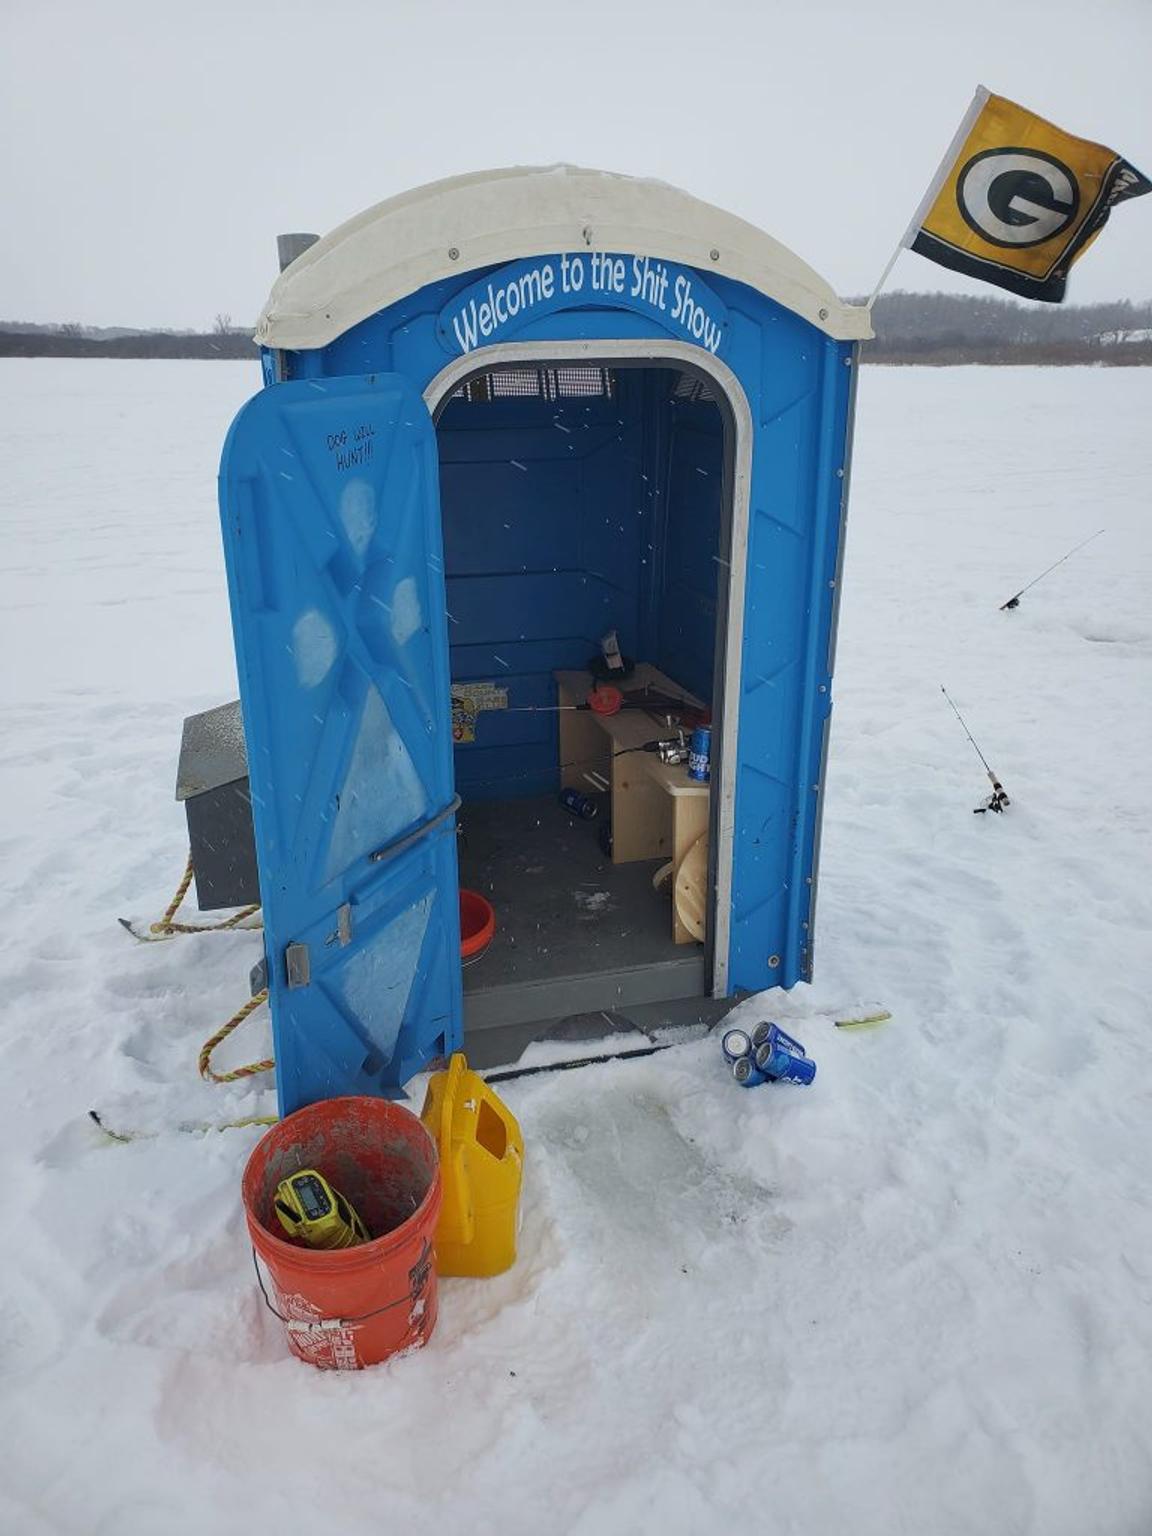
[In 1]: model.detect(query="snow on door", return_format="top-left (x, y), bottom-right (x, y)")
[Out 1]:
top-left (218, 374), bottom-right (462, 1115)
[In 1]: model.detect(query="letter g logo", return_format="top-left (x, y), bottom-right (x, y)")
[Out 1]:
top-left (957, 148), bottom-right (1080, 248)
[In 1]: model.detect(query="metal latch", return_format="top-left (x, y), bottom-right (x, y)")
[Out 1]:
top-left (249, 954), bottom-right (269, 996)
top-left (285, 942), bottom-right (311, 989)
top-left (324, 903), bottom-right (353, 949)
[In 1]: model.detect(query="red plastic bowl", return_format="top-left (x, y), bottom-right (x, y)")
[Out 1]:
top-left (459, 889), bottom-right (496, 961)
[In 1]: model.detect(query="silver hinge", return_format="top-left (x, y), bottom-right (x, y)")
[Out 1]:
top-left (285, 942), bottom-right (311, 989)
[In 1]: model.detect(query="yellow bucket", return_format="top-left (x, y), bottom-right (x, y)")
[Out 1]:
top-left (420, 1053), bottom-right (523, 1278)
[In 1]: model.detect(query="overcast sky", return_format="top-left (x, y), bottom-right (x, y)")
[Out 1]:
top-left (2, 0), bottom-right (1149, 328)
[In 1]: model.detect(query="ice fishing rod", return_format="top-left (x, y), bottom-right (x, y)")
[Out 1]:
top-left (940, 685), bottom-right (1010, 814)
top-left (1000, 529), bottom-right (1105, 611)
top-left (496, 685), bottom-right (697, 718)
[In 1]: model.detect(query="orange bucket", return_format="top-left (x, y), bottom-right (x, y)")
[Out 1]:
top-left (459, 888), bottom-right (495, 962)
top-left (243, 1096), bottom-right (441, 1370)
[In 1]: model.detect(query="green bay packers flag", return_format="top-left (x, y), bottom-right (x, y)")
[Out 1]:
top-left (901, 87), bottom-right (1149, 302)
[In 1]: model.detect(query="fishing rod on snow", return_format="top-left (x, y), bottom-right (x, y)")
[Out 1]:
top-left (940, 686), bottom-right (1010, 814)
top-left (1000, 529), bottom-right (1105, 611)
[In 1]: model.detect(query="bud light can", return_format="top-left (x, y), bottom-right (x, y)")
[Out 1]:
top-left (733, 1055), bottom-right (767, 1088)
top-left (688, 726), bottom-right (711, 782)
top-left (751, 1020), bottom-right (807, 1057)
top-left (721, 1027), bottom-right (753, 1064)
top-left (560, 786), bottom-right (598, 820)
top-left (755, 1031), bottom-right (817, 1086)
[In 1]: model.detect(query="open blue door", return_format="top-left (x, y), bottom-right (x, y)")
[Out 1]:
top-left (218, 374), bottom-right (462, 1115)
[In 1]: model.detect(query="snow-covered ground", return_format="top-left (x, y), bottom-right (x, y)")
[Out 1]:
top-left (1, 359), bottom-right (1150, 1536)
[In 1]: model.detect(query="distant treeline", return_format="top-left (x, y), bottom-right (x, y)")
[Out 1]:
top-left (1, 293), bottom-right (1150, 364)
top-left (864, 293), bottom-right (1152, 365)
top-left (0, 326), bottom-right (254, 360)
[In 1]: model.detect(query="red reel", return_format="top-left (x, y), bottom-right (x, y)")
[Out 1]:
top-left (586, 685), bottom-right (623, 717)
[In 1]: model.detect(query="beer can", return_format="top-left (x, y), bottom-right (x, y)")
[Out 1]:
top-left (560, 787), bottom-right (598, 820)
top-left (688, 726), bottom-right (711, 782)
top-left (755, 1035), bottom-right (817, 1086)
top-left (751, 1020), bottom-right (807, 1057)
top-left (721, 1027), bottom-right (753, 1063)
top-left (733, 1056), bottom-right (767, 1088)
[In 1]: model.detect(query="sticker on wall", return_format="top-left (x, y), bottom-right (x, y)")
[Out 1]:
top-left (451, 682), bottom-right (508, 743)
top-left (437, 252), bottom-right (729, 358)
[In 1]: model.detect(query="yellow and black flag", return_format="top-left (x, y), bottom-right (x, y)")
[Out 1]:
top-left (903, 88), bottom-right (1149, 302)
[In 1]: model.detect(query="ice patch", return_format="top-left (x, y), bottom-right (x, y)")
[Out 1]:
top-left (390, 576), bottom-right (422, 646)
top-left (539, 1081), bottom-right (782, 1272)
top-left (339, 479), bottom-right (376, 559)
top-left (291, 608), bottom-right (338, 689)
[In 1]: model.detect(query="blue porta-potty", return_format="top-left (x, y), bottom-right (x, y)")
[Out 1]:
top-left (216, 165), bottom-right (871, 1114)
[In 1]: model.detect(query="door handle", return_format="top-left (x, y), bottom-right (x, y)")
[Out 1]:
top-left (368, 795), bottom-right (461, 866)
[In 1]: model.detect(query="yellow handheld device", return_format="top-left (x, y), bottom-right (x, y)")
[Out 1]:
top-left (273, 1169), bottom-right (369, 1250)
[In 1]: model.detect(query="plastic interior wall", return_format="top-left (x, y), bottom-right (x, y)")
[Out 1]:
top-left (258, 254), bottom-right (855, 1005)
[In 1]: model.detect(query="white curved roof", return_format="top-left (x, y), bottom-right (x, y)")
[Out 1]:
top-left (256, 165), bottom-right (872, 348)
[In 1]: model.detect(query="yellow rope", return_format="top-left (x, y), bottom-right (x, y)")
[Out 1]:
top-left (198, 989), bottom-right (275, 1083)
top-left (149, 852), bottom-right (262, 938)
top-left (89, 1109), bottom-right (278, 1142)
top-left (108, 851), bottom-right (280, 1123)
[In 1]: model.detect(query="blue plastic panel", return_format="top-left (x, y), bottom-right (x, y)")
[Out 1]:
top-left (218, 374), bottom-right (463, 1114)
top-left (724, 340), bottom-right (852, 989)
top-left (438, 382), bottom-right (646, 799)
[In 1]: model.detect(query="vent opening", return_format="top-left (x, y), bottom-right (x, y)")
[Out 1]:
top-left (453, 366), bottom-right (615, 402)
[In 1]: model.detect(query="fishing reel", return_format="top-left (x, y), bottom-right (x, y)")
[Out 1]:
top-left (616, 729), bottom-right (690, 765)
top-left (942, 687), bottom-right (1011, 819)
top-left (974, 781), bottom-right (1011, 815)
top-left (656, 729), bottom-right (690, 766)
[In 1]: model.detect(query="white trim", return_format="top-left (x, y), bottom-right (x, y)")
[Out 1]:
top-left (258, 165), bottom-right (872, 348)
top-left (423, 338), bottom-right (752, 998)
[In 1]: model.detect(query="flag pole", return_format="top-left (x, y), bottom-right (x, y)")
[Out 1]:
top-left (866, 85), bottom-right (991, 308)
top-left (866, 244), bottom-right (906, 309)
